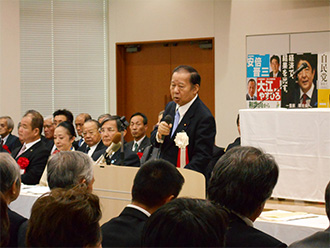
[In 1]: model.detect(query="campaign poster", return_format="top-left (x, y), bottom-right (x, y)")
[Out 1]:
top-left (281, 53), bottom-right (318, 108)
top-left (246, 54), bottom-right (281, 108)
top-left (318, 52), bottom-right (330, 108)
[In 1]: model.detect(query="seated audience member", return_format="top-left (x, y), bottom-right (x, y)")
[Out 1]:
top-left (73, 113), bottom-right (91, 149)
top-left (98, 113), bottom-right (111, 124)
top-left (39, 122), bottom-right (77, 185)
top-left (47, 151), bottom-right (94, 190)
top-left (126, 112), bottom-right (151, 155)
top-left (26, 185), bottom-right (102, 247)
top-left (94, 116), bottom-right (140, 166)
top-left (101, 159), bottom-right (184, 247)
top-left (140, 110), bottom-right (164, 164)
top-left (0, 153), bottom-right (27, 247)
top-left (207, 146), bottom-right (287, 247)
top-left (0, 192), bottom-right (10, 247)
top-left (11, 110), bottom-right (49, 185)
top-left (142, 198), bottom-right (228, 247)
top-left (225, 113), bottom-right (241, 151)
top-left (53, 121), bottom-right (76, 152)
top-left (42, 115), bottom-right (55, 151)
top-left (289, 181), bottom-right (330, 248)
top-left (0, 115), bottom-right (21, 153)
top-left (53, 108), bottom-right (74, 126)
top-left (78, 119), bottom-right (106, 161)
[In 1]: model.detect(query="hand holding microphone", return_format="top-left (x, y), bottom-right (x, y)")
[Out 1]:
top-left (157, 115), bottom-right (173, 141)
top-left (95, 132), bottom-right (122, 165)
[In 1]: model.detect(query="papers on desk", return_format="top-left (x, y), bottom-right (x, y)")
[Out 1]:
top-left (21, 184), bottom-right (50, 195)
top-left (259, 210), bottom-right (318, 222)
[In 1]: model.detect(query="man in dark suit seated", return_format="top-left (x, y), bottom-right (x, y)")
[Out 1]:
top-left (78, 119), bottom-right (106, 161)
top-left (11, 110), bottom-right (49, 185)
top-left (151, 65), bottom-right (216, 176)
top-left (101, 159), bottom-right (184, 247)
top-left (289, 181), bottom-right (330, 248)
top-left (0, 116), bottom-right (21, 153)
top-left (73, 113), bottom-right (91, 150)
top-left (207, 146), bottom-right (287, 247)
top-left (126, 112), bottom-right (151, 156)
top-left (42, 115), bottom-right (55, 152)
top-left (94, 115), bottom-right (140, 167)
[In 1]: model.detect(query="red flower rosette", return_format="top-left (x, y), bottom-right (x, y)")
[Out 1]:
top-left (17, 157), bottom-right (30, 173)
top-left (137, 152), bottom-right (143, 159)
top-left (2, 144), bottom-right (10, 153)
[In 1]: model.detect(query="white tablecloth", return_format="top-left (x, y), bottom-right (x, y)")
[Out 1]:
top-left (255, 210), bottom-right (329, 245)
top-left (9, 185), bottom-right (49, 218)
top-left (240, 108), bottom-right (330, 202)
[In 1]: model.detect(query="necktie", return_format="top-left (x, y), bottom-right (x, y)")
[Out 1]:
top-left (302, 94), bottom-right (308, 104)
top-left (78, 138), bottom-right (83, 147)
top-left (86, 146), bottom-right (90, 153)
top-left (16, 144), bottom-right (27, 158)
top-left (171, 109), bottom-right (180, 137)
top-left (133, 142), bottom-right (138, 152)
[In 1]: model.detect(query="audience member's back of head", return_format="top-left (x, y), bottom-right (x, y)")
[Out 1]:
top-left (0, 153), bottom-right (21, 202)
top-left (26, 185), bottom-right (101, 247)
top-left (0, 192), bottom-right (9, 247)
top-left (47, 151), bottom-right (94, 190)
top-left (326, 181), bottom-right (330, 220)
top-left (142, 198), bottom-right (228, 247)
top-left (207, 146), bottom-right (279, 217)
top-left (132, 159), bottom-right (184, 208)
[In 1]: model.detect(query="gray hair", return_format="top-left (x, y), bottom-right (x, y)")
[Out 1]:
top-left (0, 153), bottom-right (20, 193)
top-left (47, 151), bottom-right (94, 189)
top-left (44, 115), bottom-right (53, 121)
top-left (0, 116), bottom-right (14, 132)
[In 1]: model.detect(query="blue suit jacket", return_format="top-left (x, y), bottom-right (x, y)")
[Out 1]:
top-left (151, 96), bottom-right (216, 175)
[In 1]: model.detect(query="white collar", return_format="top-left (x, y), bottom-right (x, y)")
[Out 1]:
top-left (134, 135), bottom-right (146, 147)
top-left (2, 133), bottom-right (9, 143)
top-left (127, 204), bottom-right (151, 217)
top-left (24, 138), bottom-right (41, 150)
top-left (233, 212), bottom-right (254, 227)
top-left (175, 94), bottom-right (198, 122)
top-left (300, 83), bottom-right (314, 99)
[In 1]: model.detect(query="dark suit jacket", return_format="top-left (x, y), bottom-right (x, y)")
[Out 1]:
top-left (94, 145), bottom-right (140, 167)
top-left (125, 136), bottom-right (151, 153)
top-left (226, 214), bottom-right (287, 247)
top-left (43, 138), bottom-right (54, 153)
top-left (294, 84), bottom-right (317, 108)
top-left (270, 71), bottom-right (283, 78)
top-left (3, 133), bottom-right (21, 153)
top-left (77, 140), bottom-right (106, 161)
top-left (101, 206), bottom-right (149, 247)
top-left (246, 93), bottom-right (257, 100)
top-left (226, 137), bottom-right (241, 152)
top-left (289, 227), bottom-right (330, 248)
top-left (11, 140), bottom-right (49, 185)
top-left (8, 208), bottom-right (27, 247)
top-left (151, 96), bottom-right (216, 175)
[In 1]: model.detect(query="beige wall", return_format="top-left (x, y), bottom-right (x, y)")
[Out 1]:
top-left (109, 0), bottom-right (330, 147)
top-left (0, 0), bottom-right (20, 135)
top-left (1, 0), bottom-right (329, 143)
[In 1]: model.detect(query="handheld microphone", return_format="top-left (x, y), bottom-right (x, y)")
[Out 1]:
top-left (292, 62), bottom-right (308, 78)
top-left (161, 115), bottom-right (173, 141)
top-left (95, 132), bottom-right (122, 164)
top-left (157, 114), bottom-right (173, 159)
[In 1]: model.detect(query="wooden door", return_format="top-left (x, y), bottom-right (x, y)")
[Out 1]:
top-left (116, 38), bottom-right (214, 141)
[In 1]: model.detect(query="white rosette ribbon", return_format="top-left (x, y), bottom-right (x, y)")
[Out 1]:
top-left (174, 131), bottom-right (189, 168)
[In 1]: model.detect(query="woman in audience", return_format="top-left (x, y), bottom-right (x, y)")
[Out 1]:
top-left (53, 121), bottom-right (76, 152)
top-left (0, 153), bottom-right (27, 247)
top-left (26, 185), bottom-right (102, 247)
top-left (142, 198), bottom-right (228, 247)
